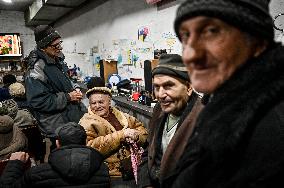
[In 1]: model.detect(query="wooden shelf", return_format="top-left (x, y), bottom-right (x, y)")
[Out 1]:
top-left (0, 54), bottom-right (22, 57)
top-left (0, 55), bottom-right (22, 61)
top-left (0, 70), bottom-right (24, 77)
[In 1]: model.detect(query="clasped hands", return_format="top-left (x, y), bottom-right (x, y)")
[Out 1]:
top-left (9, 152), bottom-right (29, 163)
top-left (123, 128), bottom-right (139, 143)
top-left (68, 88), bottom-right (83, 102)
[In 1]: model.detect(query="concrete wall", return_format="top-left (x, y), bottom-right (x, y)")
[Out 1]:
top-left (53, 0), bottom-right (284, 83)
top-left (270, 0), bottom-right (284, 43)
top-left (2, 0), bottom-right (279, 83)
top-left (54, 0), bottom-right (183, 83)
top-left (0, 10), bottom-right (35, 57)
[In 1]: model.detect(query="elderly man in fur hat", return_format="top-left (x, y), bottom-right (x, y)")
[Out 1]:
top-left (79, 77), bottom-right (148, 187)
top-left (162, 0), bottom-right (284, 188)
top-left (138, 54), bottom-right (203, 188)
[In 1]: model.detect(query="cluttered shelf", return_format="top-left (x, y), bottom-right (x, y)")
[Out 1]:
top-left (0, 56), bottom-right (25, 82)
top-left (0, 70), bottom-right (23, 73)
top-left (0, 61), bottom-right (25, 83)
top-left (113, 96), bottom-right (153, 117)
top-left (113, 96), bottom-right (154, 128)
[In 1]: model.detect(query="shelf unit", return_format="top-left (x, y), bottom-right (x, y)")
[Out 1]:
top-left (0, 33), bottom-right (24, 84)
top-left (0, 57), bottom-right (24, 84)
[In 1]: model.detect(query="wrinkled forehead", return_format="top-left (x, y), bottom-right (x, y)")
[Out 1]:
top-left (153, 74), bottom-right (188, 86)
top-left (89, 93), bottom-right (110, 101)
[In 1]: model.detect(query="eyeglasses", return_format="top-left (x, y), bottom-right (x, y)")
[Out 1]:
top-left (49, 40), bottom-right (63, 49)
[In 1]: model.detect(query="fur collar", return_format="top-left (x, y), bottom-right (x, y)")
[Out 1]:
top-left (87, 106), bottom-right (129, 131)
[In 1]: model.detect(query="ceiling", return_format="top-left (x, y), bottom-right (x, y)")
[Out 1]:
top-left (0, 0), bottom-right (34, 11)
top-left (0, 0), bottom-right (90, 26)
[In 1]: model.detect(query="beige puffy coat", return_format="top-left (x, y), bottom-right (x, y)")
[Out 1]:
top-left (80, 106), bottom-right (148, 177)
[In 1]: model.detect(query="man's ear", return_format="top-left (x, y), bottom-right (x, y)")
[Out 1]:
top-left (56, 140), bottom-right (61, 148)
top-left (253, 39), bottom-right (269, 58)
top-left (187, 84), bottom-right (193, 96)
top-left (40, 45), bottom-right (49, 52)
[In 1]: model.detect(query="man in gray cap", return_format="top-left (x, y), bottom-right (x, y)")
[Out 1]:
top-left (163, 0), bottom-right (284, 187)
top-left (0, 122), bottom-right (110, 187)
top-left (138, 54), bottom-right (203, 187)
top-left (25, 25), bottom-right (86, 144)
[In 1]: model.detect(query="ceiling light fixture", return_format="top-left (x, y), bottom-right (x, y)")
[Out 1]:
top-left (2, 0), bottom-right (12, 3)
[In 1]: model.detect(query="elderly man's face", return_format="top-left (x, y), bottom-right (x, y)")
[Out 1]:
top-left (43, 38), bottom-right (63, 59)
top-left (153, 74), bottom-right (191, 116)
top-left (179, 16), bottom-right (265, 94)
top-left (89, 93), bottom-right (111, 118)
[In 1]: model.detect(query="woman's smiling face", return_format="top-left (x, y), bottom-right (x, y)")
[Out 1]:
top-left (89, 93), bottom-right (111, 118)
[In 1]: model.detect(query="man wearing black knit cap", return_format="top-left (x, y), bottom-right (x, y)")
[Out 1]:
top-left (163, 0), bottom-right (284, 188)
top-left (138, 54), bottom-right (203, 188)
top-left (0, 122), bottom-right (110, 187)
top-left (24, 25), bottom-right (86, 143)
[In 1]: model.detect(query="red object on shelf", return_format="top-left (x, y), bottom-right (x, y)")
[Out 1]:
top-left (132, 92), bottom-right (140, 101)
top-left (130, 78), bottom-right (142, 82)
top-left (130, 78), bottom-right (142, 101)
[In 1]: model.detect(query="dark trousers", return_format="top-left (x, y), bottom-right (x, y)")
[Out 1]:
top-left (111, 177), bottom-right (137, 188)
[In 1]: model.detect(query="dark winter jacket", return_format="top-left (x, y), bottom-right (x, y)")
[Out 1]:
top-left (0, 88), bottom-right (11, 102)
top-left (163, 44), bottom-right (284, 188)
top-left (138, 92), bottom-right (203, 187)
top-left (25, 49), bottom-right (86, 138)
top-left (0, 145), bottom-right (110, 188)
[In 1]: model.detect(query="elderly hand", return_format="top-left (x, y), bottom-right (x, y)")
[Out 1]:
top-left (124, 128), bottom-right (139, 142)
top-left (9, 152), bottom-right (29, 163)
top-left (68, 90), bottom-right (83, 102)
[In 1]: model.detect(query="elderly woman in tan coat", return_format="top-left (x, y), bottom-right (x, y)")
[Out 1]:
top-left (79, 77), bottom-right (147, 188)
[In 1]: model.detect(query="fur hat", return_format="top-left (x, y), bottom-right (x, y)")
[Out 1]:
top-left (0, 99), bottom-right (18, 119)
top-left (86, 87), bottom-right (112, 98)
top-left (55, 122), bottom-right (87, 146)
top-left (0, 115), bottom-right (27, 160)
top-left (8, 82), bottom-right (25, 98)
top-left (86, 76), bottom-right (111, 98)
top-left (174, 0), bottom-right (274, 42)
top-left (152, 54), bottom-right (189, 81)
top-left (0, 115), bottom-right (15, 152)
top-left (34, 25), bottom-right (61, 49)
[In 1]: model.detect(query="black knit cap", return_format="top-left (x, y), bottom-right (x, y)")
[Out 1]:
top-left (152, 54), bottom-right (189, 81)
top-left (55, 122), bottom-right (87, 146)
top-left (174, 0), bottom-right (274, 42)
top-left (34, 25), bottom-right (61, 48)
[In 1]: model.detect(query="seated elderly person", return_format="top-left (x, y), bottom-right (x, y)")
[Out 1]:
top-left (80, 77), bottom-right (148, 187)
top-left (0, 99), bottom-right (28, 174)
top-left (8, 82), bottom-right (45, 162)
top-left (0, 99), bottom-right (28, 160)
